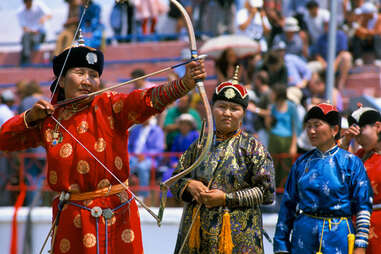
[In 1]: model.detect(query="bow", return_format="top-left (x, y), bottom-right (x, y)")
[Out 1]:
top-left (156, 0), bottom-right (214, 226)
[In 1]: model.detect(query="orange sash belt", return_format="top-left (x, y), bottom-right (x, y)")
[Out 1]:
top-left (69, 180), bottom-right (129, 201)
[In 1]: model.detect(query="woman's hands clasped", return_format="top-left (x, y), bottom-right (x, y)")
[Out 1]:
top-left (187, 180), bottom-right (226, 208)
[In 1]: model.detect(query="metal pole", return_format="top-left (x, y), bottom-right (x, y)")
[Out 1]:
top-left (326, 0), bottom-right (338, 103)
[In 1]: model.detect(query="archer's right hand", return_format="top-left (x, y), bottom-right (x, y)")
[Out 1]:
top-left (25, 99), bottom-right (54, 125)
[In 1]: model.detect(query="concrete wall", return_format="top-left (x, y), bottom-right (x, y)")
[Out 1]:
top-left (0, 207), bottom-right (278, 254)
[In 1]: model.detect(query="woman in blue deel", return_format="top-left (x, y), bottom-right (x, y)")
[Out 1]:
top-left (273, 103), bottom-right (373, 254)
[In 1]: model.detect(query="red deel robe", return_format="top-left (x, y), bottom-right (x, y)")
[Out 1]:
top-left (356, 149), bottom-right (381, 254)
top-left (0, 89), bottom-right (163, 254)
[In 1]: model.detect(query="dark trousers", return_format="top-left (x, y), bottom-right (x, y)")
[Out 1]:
top-left (20, 31), bottom-right (45, 65)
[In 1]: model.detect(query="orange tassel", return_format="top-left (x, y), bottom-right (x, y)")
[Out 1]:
top-left (218, 210), bottom-right (234, 254)
top-left (347, 233), bottom-right (355, 254)
top-left (189, 207), bottom-right (201, 249)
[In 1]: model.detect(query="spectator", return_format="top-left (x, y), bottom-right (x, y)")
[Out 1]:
top-left (260, 51), bottom-right (288, 87)
top-left (54, 0), bottom-right (81, 56)
top-left (272, 41), bottom-right (312, 88)
top-left (304, 70), bottom-right (344, 111)
top-left (236, 0), bottom-right (271, 52)
top-left (161, 113), bottom-right (199, 187)
top-left (0, 90), bottom-right (15, 127)
top-left (110, 1), bottom-right (135, 42)
top-left (18, 81), bottom-right (49, 205)
top-left (163, 94), bottom-right (202, 151)
top-left (340, 107), bottom-right (381, 254)
top-left (351, 2), bottom-right (381, 65)
top-left (0, 89), bottom-right (16, 114)
top-left (282, 0), bottom-right (315, 17)
top-left (80, 0), bottom-right (105, 50)
top-left (171, 113), bottom-right (199, 163)
top-left (134, 0), bottom-right (168, 36)
top-left (15, 80), bottom-right (29, 103)
top-left (303, 0), bottom-right (330, 45)
top-left (128, 116), bottom-right (164, 199)
top-left (273, 16), bottom-right (309, 59)
top-left (265, 7), bottom-right (284, 48)
top-left (130, 68), bottom-right (156, 91)
top-left (265, 83), bottom-right (299, 210)
top-left (309, 16), bottom-right (352, 90)
top-left (0, 90), bottom-right (15, 206)
top-left (264, 0), bottom-right (282, 13)
top-left (247, 70), bottom-right (272, 147)
top-left (215, 48), bottom-right (242, 84)
top-left (200, 0), bottom-right (236, 37)
top-left (286, 86), bottom-right (310, 154)
top-left (17, 0), bottom-right (52, 65)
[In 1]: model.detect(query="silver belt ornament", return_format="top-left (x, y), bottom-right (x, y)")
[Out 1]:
top-left (90, 206), bottom-right (114, 219)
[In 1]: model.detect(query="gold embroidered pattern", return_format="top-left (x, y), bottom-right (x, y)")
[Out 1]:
top-left (77, 160), bottom-right (90, 174)
top-left (77, 121), bottom-right (89, 134)
top-left (121, 229), bottom-right (135, 243)
top-left (59, 238), bottom-right (71, 253)
top-left (83, 233), bottom-right (96, 248)
top-left (49, 170), bottom-right (57, 185)
top-left (114, 156), bottom-right (123, 170)
top-left (97, 178), bottom-right (110, 189)
top-left (94, 138), bottom-right (106, 152)
top-left (127, 112), bottom-right (138, 123)
top-left (73, 214), bottom-right (82, 228)
top-left (68, 184), bottom-right (80, 193)
top-left (60, 143), bottom-right (73, 158)
top-left (45, 129), bottom-right (53, 143)
top-left (113, 100), bottom-right (124, 114)
top-left (108, 116), bottom-right (114, 129)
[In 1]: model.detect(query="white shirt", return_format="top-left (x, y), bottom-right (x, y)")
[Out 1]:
top-left (0, 104), bottom-right (14, 127)
top-left (17, 0), bottom-right (51, 32)
top-left (304, 8), bottom-right (330, 44)
top-left (236, 8), bottom-right (271, 51)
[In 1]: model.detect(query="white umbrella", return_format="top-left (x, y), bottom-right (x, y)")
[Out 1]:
top-left (199, 34), bottom-right (260, 59)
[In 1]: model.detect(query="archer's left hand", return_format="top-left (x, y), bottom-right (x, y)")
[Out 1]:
top-left (182, 59), bottom-right (206, 89)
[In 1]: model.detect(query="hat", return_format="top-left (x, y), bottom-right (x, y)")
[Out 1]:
top-left (1, 89), bottom-right (15, 102)
top-left (304, 103), bottom-right (340, 126)
top-left (50, 45), bottom-right (104, 99)
top-left (287, 87), bottom-right (303, 105)
top-left (272, 40), bottom-right (287, 51)
top-left (248, 0), bottom-right (263, 8)
top-left (348, 106), bottom-right (381, 127)
top-left (212, 66), bottom-right (249, 109)
top-left (176, 113), bottom-right (197, 129)
top-left (284, 17), bottom-right (300, 32)
top-left (358, 2), bottom-right (377, 14)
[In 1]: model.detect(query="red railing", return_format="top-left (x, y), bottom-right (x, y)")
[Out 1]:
top-left (0, 151), bottom-right (298, 206)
